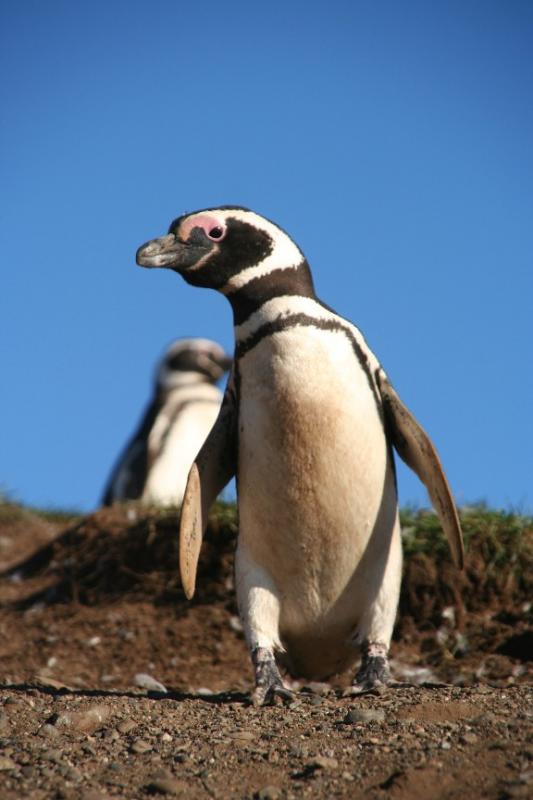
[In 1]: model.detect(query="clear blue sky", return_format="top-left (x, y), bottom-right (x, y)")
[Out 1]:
top-left (1, 1), bottom-right (532, 512)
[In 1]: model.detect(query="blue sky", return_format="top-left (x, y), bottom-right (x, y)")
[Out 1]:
top-left (1, 1), bottom-right (532, 512)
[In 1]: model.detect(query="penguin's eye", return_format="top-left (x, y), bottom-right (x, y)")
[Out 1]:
top-left (180, 215), bottom-right (227, 242)
top-left (207, 225), bottom-right (225, 241)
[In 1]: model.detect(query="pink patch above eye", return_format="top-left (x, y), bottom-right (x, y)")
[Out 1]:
top-left (180, 215), bottom-right (226, 241)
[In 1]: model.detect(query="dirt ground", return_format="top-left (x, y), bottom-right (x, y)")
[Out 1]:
top-left (0, 503), bottom-right (531, 799)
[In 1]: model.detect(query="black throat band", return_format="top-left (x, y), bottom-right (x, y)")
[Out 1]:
top-left (228, 260), bottom-right (316, 326)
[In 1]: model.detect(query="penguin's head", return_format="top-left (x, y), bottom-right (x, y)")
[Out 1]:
top-left (136, 207), bottom-right (305, 294)
top-left (156, 338), bottom-right (232, 391)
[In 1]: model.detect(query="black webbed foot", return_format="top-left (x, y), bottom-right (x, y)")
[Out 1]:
top-left (251, 647), bottom-right (296, 706)
top-left (350, 641), bottom-right (391, 694)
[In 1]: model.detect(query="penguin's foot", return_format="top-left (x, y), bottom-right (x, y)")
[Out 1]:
top-left (350, 642), bottom-right (391, 694)
top-left (251, 647), bottom-right (295, 706)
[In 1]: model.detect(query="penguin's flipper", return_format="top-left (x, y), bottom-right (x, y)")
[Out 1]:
top-left (100, 397), bottom-right (161, 505)
top-left (179, 378), bottom-right (237, 599)
top-left (376, 371), bottom-right (464, 569)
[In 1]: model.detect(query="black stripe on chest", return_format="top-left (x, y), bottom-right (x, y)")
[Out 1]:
top-left (165, 353), bottom-right (221, 382)
top-left (229, 261), bottom-right (315, 326)
top-left (235, 313), bottom-right (382, 411)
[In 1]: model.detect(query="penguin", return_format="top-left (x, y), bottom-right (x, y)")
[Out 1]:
top-left (101, 338), bottom-right (232, 507)
top-left (136, 207), bottom-right (464, 704)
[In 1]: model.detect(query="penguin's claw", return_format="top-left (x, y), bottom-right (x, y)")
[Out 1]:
top-left (348, 678), bottom-right (388, 695)
top-left (354, 655), bottom-right (390, 687)
top-left (350, 642), bottom-right (391, 694)
top-left (251, 683), bottom-right (295, 707)
top-left (251, 646), bottom-right (294, 706)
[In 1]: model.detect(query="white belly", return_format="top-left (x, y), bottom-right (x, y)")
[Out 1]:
top-left (237, 326), bottom-right (399, 673)
top-left (142, 399), bottom-right (221, 506)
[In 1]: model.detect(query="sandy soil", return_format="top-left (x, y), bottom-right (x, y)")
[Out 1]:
top-left (0, 503), bottom-right (531, 799)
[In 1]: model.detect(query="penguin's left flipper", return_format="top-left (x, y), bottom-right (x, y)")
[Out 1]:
top-left (376, 370), bottom-right (465, 570)
top-left (179, 375), bottom-right (237, 599)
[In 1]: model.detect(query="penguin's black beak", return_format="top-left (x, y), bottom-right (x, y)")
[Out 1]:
top-left (221, 354), bottom-right (233, 372)
top-left (136, 233), bottom-right (211, 271)
top-left (196, 351), bottom-right (233, 380)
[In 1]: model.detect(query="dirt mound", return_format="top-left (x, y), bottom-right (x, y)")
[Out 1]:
top-left (400, 507), bottom-right (532, 619)
top-left (5, 503), bottom-right (532, 617)
top-left (1, 501), bottom-right (531, 690)
top-left (3, 503), bottom-right (237, 608)
top-left (0, 501), bottom-right (532, 799)
top-left (395, 507), bottom-right (532, 684)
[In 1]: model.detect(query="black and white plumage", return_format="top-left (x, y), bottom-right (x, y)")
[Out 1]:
top-left (101, 338), bottom-right (231, 507)
top-left (136, 207), bottom-right (464, 704)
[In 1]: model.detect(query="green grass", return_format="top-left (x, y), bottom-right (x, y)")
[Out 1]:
top-left (400, 504), bottom-right (533, 572)
top-left (0, 495), bottom-right (83, 525)
top-left (2, 496), bottom-right (531, 588)
top-left (1, 498), bottom-right (530, 614)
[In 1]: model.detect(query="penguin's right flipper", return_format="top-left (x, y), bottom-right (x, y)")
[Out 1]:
top-left (179, 373), bottom-right (237, 599)
top-left (376, 370), bottom-right (465, 570)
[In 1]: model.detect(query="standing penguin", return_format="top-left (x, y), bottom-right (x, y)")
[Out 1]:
top-left (101, 338), bottom-right (231, 507)
top-left (136, 207), bottom-right (464, 704)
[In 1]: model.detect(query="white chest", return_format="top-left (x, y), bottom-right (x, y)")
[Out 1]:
top-left (238, 324), bottom-right (385, 479)
top-left (142, 383), bottom-right (222, 506)
top-left (234, 322), bottom-right (399, 660)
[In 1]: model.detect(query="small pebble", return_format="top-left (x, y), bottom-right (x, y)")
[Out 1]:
top-left (117, 719), bottom-right (137, 734)
top-left (21, 766), bottom-right (35, 779)
top-left (310, 756), bottom-right (338, 770)
top-left (40, 723), bottom-right (60, 739)
top-left (257, 786), bottom-right (282, 800)
top-left (228, 730), bottom-right (255, 742)
top-left (42, 748), bottom-right (63, 764)
top-left (344, 708), bottom-right (385, 724)
top-left (41, 766), bottom-right (56, 779)
top-left (3, 696), bottom-right (20, 706)
top-left (146, 777), bottom-right (187, 795)
top-left (81, 791), bottom-right (112, 800)
top-left (145, 768), bottom-right (184, 795)
top-left (304, 682), bottom-right (331, 696)
top-left (52, 704), bottom-right (111, 734)
top-left (60, 764), bottom-right (83, 782)
top-left (130, 738), bottom-right (152, 754)
top-left (289, 744), bottom-right (308, 758)
top-left (134, 673), bottom-right (167, 693)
